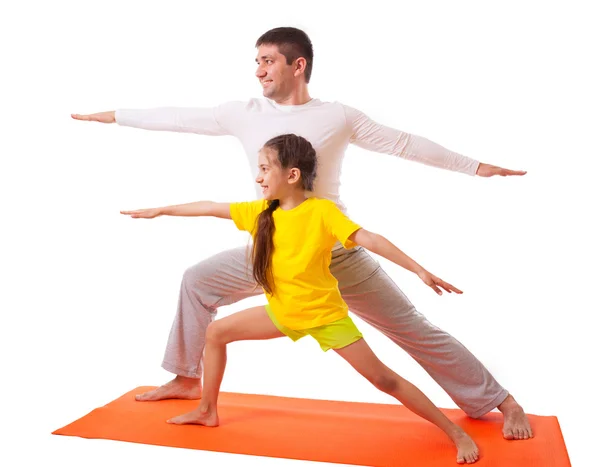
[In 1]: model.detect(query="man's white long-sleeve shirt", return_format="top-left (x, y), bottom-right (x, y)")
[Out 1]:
top-left (116, 98), bottom-right (479, 212)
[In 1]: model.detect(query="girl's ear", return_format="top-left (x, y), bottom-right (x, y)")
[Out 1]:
top-left (288, 168), bottom-right (301, 185)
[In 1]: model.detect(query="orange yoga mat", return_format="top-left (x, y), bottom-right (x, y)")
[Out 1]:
top-left (53, 387), bottom-right (570, 466)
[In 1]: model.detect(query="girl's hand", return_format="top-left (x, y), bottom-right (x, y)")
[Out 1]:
top-left (417, 270), bottom-right (463, 296)
top-left (120, 208), bottom-right (162, 219)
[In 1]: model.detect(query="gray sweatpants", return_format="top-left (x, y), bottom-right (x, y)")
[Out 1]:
top-left (162, 245), bottom-right (508, 418)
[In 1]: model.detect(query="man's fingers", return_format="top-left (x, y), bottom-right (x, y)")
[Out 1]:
top-left (71, 112), bottom-right (114, 123)
top-left (503, 169), bottom-right (527, 176)
top-left (478, 163), bottom-right (527, 177)
top-left (496, 167), bottom-right (527, 176)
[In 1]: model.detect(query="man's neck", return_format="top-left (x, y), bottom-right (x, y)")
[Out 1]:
top-left (273, 86), bottom-right (312, 106)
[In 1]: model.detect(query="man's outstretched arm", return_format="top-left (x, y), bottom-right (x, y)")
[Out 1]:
top-left (71, 103), bottom-right (245, 136)
top-left (344, 105), bottom-right (526, 178)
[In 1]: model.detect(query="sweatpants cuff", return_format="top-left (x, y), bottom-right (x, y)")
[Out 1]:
top-left (468, 388), bottom-right (509, 419)
top-left (162, 360), bottom-right (202, 379)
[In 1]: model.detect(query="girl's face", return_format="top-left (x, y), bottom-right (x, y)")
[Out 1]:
top-left (255, 148), bottom-right (300, 200)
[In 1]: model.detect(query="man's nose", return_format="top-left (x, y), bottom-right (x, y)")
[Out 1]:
top-left (255, 65), bottom-right (267, 78)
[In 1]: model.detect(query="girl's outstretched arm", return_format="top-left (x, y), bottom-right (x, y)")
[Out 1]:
top-left (120, 201), bottom-right (232, 219)
top-left (348, 228), bottom-right (462, 296)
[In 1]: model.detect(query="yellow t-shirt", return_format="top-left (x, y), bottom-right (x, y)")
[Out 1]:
top-left (230, 197), bottom-right (361, 330)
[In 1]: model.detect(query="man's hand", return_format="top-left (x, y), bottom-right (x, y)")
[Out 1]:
top-left (71, 111), bottom-right (116, 123)
top-left (476, 163), bottom-right (527, 177)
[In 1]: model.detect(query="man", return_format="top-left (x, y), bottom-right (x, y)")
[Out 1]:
top-left (72, 27), bottom-right (532, 440)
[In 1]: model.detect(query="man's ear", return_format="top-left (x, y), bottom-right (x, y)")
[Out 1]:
top-left (294, 57), bottom-right (307, 78)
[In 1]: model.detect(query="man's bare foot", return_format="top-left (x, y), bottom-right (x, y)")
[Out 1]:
top-left (450, 428), bottom-right (479, 464)
top-left (167, 405), bottom-right (219, 427)
top-left (498, 394), bottom-right (533, 440)
top-left (135, 375), bottom-right (202, 401)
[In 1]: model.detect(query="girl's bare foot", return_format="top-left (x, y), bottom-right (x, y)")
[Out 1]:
top-left (451, 428), bottom-right (479, 464)
top-left (135, 375), bottom-right (202, 401)
top-left (167, 405), bottom-right (219, 427)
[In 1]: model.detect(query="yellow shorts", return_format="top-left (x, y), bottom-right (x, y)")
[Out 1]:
top-left (265, 304), bottom-right (363, 352)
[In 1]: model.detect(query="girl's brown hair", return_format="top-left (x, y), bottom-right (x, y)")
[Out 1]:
top-left (252, 134), bottom-right (317, 294)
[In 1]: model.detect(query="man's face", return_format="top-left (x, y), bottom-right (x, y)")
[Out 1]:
top-left (255, 44), bottom-right (296, 100)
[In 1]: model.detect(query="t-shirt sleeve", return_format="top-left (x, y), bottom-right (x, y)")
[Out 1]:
top-left (229, 200), bottom-right (268, 234)
top-left (321, 200), bottom-right (362, 249)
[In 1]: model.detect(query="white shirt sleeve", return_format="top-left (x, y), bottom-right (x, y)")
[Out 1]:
top-left (115, 101), bottom-right (245, 136)
top-left (343, 105), bottom-right (480, 176)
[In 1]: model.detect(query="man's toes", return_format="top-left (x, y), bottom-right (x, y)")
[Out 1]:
top-left (457, 456), bottom-right (465, 464)
top-left (503, 430), bottom-right (515, 440)
top-left (137, 393), bottom-right (157, 401)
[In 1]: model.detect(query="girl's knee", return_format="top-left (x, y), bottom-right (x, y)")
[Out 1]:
top-left (371, 372), bottom-right (399, 394)
top-left (206, 321), bottom-right (228, 344)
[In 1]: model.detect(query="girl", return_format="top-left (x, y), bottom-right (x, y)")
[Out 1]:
top-left (121, 134), bottom-right (479, 464)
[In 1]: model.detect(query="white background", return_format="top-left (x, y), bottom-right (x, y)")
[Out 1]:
top-left (1, 0), bottom-right (598, 465)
